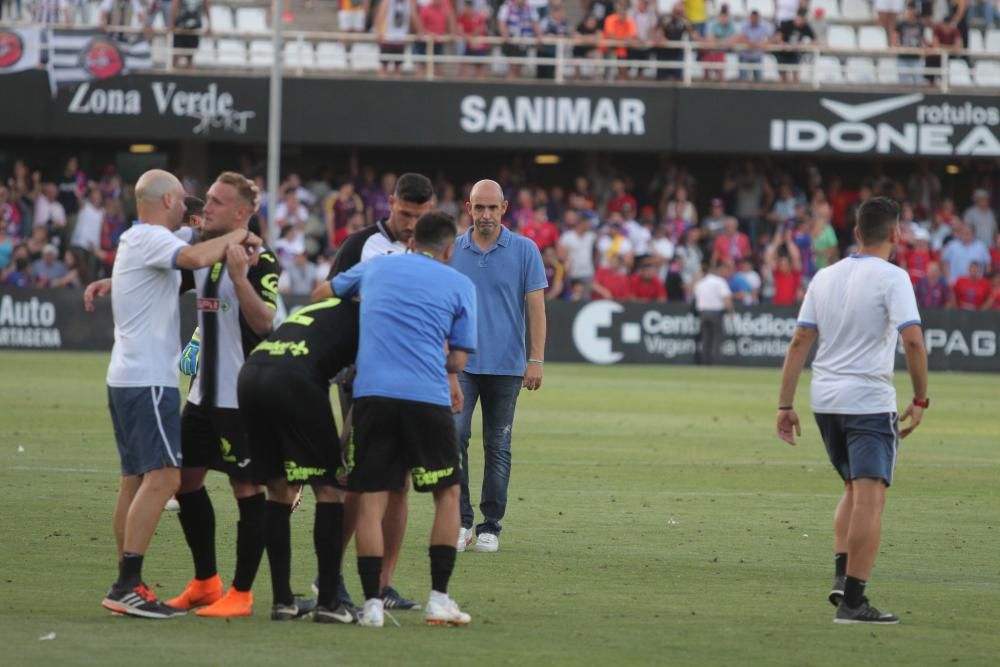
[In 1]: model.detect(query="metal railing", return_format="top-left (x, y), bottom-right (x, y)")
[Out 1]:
top-left (6, 21), bottom-right (1000, 92)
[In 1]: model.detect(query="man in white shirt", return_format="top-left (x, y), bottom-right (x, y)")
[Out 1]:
top-left (776, 197), bottom-right (928, 626)
top-left (85, 169), bottom-right (261, 619)
top-left (557, 211), bottom-right (597, 291)
top-left (693, 262), bottom-right (733, 365)
top-left (72, 188), bottom-right (105, 254)
top-left (34, 183), bottom-right (67, 238)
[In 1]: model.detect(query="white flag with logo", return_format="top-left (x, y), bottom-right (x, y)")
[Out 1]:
top-left (47, 29), bottom-right (152, 94)
top-left (0, 26), bottom-right (44, 74)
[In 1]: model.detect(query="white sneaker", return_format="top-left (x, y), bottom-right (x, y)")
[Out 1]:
top-left (163, 497), bottom-right (180, 512)
top-left (358, 598), bottom-right (384, 627)
top-left (456, 527), bottom-right (474, 552)
top-left (424, 593), bottom-right (471, 626)
top-left (473, 533), bottom-right (499, 553)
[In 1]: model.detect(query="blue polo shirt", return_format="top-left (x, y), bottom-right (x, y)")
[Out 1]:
top-left (450, 226), bottom-right (548, 376)
top-left (332, 253), bottom-right (477, 407)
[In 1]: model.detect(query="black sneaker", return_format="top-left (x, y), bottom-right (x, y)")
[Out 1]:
top-left (271, 595), bottom-right (317, 621)
top-left (102, 582), bottom-right (185, 619)
top-left (829, 575), bottom-right (846, 607)
top-left (311, 574), bottom-right (357, 610)
top-left (313, 602), bottom-right (357, 624)
top-left (381, 586), bottom-right (420, 611)
top-left (834, 598), bottom-right (899, 624)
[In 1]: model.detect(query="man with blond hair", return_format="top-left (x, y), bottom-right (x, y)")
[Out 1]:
top-left (89, 169), bottom-right (262, 618)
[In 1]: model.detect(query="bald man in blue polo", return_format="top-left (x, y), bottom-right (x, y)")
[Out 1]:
top-left (450, 179), bottom-right (548, 554)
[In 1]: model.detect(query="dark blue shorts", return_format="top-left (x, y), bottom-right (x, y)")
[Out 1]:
top-left (815, 412), bottom-right (899, 487)
top-left (108, 386), bottom-right (182, 476)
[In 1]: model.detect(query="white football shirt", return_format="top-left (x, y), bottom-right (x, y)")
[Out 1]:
top-left (106, 223), bottom-right (189, 388)
top-left (797, 255), bottom-right (921, 414)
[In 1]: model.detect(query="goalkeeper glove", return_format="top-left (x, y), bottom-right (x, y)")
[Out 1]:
top-left (179, 327), bottom-right (201, 376)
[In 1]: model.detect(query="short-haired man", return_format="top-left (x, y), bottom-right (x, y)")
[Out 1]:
top-left (89, 169), bottom-right (261, 618)
top-left (331, 212), bottom-right (478, 627)
top-left (777, 196), bottom-right (928, 624)
top-left (693, 262), bottom-right (734, 365)
top-left (451, 179), bottom-right (548, 553)
top-left (315, 172), bottom-right (436, 611)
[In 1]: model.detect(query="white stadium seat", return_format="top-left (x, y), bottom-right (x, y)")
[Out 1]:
top-left (762, 53), bottom-right (780, 81)
top-left (845, 56), bottom-right (877, 83)
top-left (811, 0), bottom-right (841, 20)
top-left (827, 25), bottom-right (857, 50)
top-left (841, 0), bottom-right (873, 21)
top-left (986, 29), bottom-right (1000, 53)
top-left (248, 40), bottom-right (274, 67)
top-left (968, 29), bottom-right (984, 54)
top-left (948, 59), bottom-right (973, 86)
top-left (877, 57), bottom-right (898, 84)
top-left (235, 7), bottom-right (269, 34)
top-left (193, 38), bottom-right (216, 67)
top-left (813, 55), bottom-right (844, 83)
top-left (725, 0), bottom-right (747, 18)
top-left (209, 6), bottom-right (234, 34)
top-left (724, 52), bottom-right (741, 80)
top-left (315, 42), bottom-right (349, 69)
top-left (283, 41), bottom-right (315, 69)
top-left (351, 42), bottom-right (382, 71)
top-left (857, 26), bottom-right (888, 50)
top-left (974, 60), bottom-right (1000, 87)
top-left (216, 39), bottom-right (247, 67)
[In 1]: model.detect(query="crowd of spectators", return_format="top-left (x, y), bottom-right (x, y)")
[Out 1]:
top-left (6, 0), bottom-right (999, 81)
top-left (3, 154), bottom-right (999, 310)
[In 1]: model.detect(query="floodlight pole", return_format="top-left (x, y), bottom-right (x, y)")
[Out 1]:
top-left (266, 1), bottom-right (283, 246)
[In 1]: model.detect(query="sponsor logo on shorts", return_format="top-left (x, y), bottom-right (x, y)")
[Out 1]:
top-left (411, 466), bottom-right (454, 488)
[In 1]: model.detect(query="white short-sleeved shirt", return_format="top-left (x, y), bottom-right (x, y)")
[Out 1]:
top-left (693, 273), bottom-right (731, 311)
top-left (106, 223), bottom-right (189, 388)
top-left (559, 229), bottom-right (596, 279)
top-left (797, 255), bottom-right (921, 415)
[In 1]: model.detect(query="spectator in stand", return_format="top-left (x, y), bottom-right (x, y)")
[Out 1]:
top-left (529, 0), bottom-right (551, 21)
top-left (983, 272), bottom-right (1000, 310)
top-left (631, 0), bottom-right (660, 66)
top-left (876, 0), bottom-right (905, 43)
top-left (0, 220), bottom-right (12, 271)
top-left (415, 0), bottom-right (456, 75)
top-left (774, 0), bottom-right (801, 32)
top-left (629, 258), bottom-right (667, 302)
top-left (649, 221), bottom-right (676, 280)
top-left (597, 217), bottom-right (635, 270)
top-left (56, 157), bottom-right (84, 225)
top-left (768, 178), bottom-right (802, 228)
top-left (991, 231), bottom-right (1000, 274)
top-left (49, 247), bottom-right (89, 288)
top-left (274, 189), bottom-right (309, 230)
top-left (274, 222), bottom-right (308, 268)
top-left (953, 261), bottom-right (991, 309)
top-left (711, 216), bottom-right (751, 266)
top-left (702, 4), bottom-right (737, 82)
top-left (736, 10), bottom-right (774, 82)
top-left (0, 184), bottom-right (20, 241)
top-left (606, 178), bottom-right (638, 216)
top-left (602, 1), bottom-right (639, 78)
top-left (497, 0), bottom-right (541, 78)
top-left (3, 253), bottom-right (32, 288)
top-left (34, 182), bottom-right (67, 247)
top-left (278, 250), bottom-right (319, 296)
top-left (169, 0), bottom-right (211, 70)
top-left (72, 188), bottom-right (104, 252)
top-left (904, 226), bottom-right (938, 284)
top-left (810, 209), bottom-right (839, 271)
top-left (915, 261), bottom-right (953, 309)
top-left (338, 0), bottom-right (371, 34)
top-left (894, 3), bottom-right (926, 86)
top-left (663, 184), bottom-right (698, 228)
top-left (930, 196), bottom-right (958, 250)
top-left (941, 222), bottom-right (990, 283)
top-left (810, 7), bottom-right (828, 46)
top-left (547, 185), bottom-right (565, 222)
top-left (701, 197), bottom-right (727, 239)
top-left (724, 160), bottom-right (773, 245)
top-left (963, 189), bottom-right (998, 248)
top-left (522, 206), bottom-right (561, 250)
top-left (510, 188), bottom-right (536, 230)
top-left (947, 0), bottom-right (970, 61)
top-left (592, 252), bottom-right (632, 300)
top-left (587, 0), bottom-right (615, 22)
top-left (622, 203), bottom-right (651, 256)
top-left (542, 245), bottom-right (566, 300)
top-left (925, 17), bottom-right (962, 85)
top-left (32, 243), bottom-right (68, 287)
top-left (775, 8), bottom-right (814, 83)
top-left (766, 230), bottom-right (803, 306)
top-left (364, 171), bottom-right (395, 224)
top-left (572, 175), bottom-right (597, 211)
top-left (323, 179), bottom-right (364, 248)
top-left (558, 210), bottom-right (597, 291)
top-left (375, 0), bottom-right (422, 74)
top-left (674, 226), bottom-right (703, 295)
top-left (538, 2), bottom-right (571, 79)
top-left (574, 13), bottom-right (604, 78)
top-left (656, 3), bottom-right (694, 81)
top-left (457, 1), bottom-right (491, 78)
top-left (685, 0), bottom-right (707, 35)
top-left (907, 161), bottom-right (941, 220)
top-left (734, 256), bottom-right (761, 305)
top-left (92, 198), bottom-right (127, 278)
top-left (693, 263), bottom-right (733, 365)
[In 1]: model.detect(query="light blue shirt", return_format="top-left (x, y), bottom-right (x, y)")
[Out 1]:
top-left (941, 238), bottom-right (990, 283)
top-left (450, 226), bottom-right (547, 376)
top-left (332, 253), bottom-right (477, 407)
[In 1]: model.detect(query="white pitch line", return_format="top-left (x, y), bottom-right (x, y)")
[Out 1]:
top-left (9, 465), bottom-right (111, 474)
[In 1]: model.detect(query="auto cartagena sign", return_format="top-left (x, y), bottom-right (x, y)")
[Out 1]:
top-left (674, 89), bottom-right (1000, 157)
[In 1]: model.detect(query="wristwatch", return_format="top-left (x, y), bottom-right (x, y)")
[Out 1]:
top-left (912, 397), bottom-right (930, 409)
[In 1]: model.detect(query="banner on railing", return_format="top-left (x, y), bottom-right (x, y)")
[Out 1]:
top-left (47, 29), bottom-right (152, 94)
top-left (0, 26), bottom-right (43, 74)
top-left (1, 289), bottom-right (997, 373)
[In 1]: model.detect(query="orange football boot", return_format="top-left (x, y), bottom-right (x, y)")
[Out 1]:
top-left (166, 575), bottom-right (223, 610)
top-left (195, 588), bottom-right (253, 617)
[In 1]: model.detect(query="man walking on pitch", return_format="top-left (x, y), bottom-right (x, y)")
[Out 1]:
top-left (91, 169), bottom-right (262, 618)
top-left (776, 197), bottom-right (928, 625)
top-left (450, 179), bottom-right (547, 553)
top-left (331, 212), bottom-right (477, 627)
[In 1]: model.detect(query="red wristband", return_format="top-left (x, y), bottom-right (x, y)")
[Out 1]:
top-left (912, 397), bottom-right (930, 409)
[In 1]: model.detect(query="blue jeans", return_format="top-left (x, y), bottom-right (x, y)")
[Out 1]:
top-left (454, 372), bottom-right (522, 536)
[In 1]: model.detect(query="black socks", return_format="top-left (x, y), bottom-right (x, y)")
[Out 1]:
top-left (314, 502), bottom-right (345, 608)
top-left (429, 545), bottom-right (457, 595)
top-left (834, 552), bottom-right (847, 578)
top-left (844, 576), bottom-right (867, 608)
top-left (176, 487), bottom-right (218, 580)
top-left (357, 556), bottom-right (383, 601)
top-left (118, 552), bottom-right (143, 588)
top-left (265, 500), bottom-right (294, 606)
top-left (232, 493), bottom-right (266, 592)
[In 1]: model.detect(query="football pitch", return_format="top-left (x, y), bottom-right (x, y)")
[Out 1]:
top-left (1, 351), bottom-right (997, 666)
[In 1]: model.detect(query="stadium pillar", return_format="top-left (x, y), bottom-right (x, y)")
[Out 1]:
top-left (266, 0), bottom-right (283, 245)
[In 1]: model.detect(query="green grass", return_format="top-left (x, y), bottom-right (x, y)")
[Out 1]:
top-left (1, 352), bottom-right (998, 666)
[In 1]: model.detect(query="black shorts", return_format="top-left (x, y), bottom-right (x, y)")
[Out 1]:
top-left (350, 396), bottom-right (459, 493)
top-left (181, 401), bottom-right (253, 480)
top-left (237, 362), bottom-right (344, 487)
